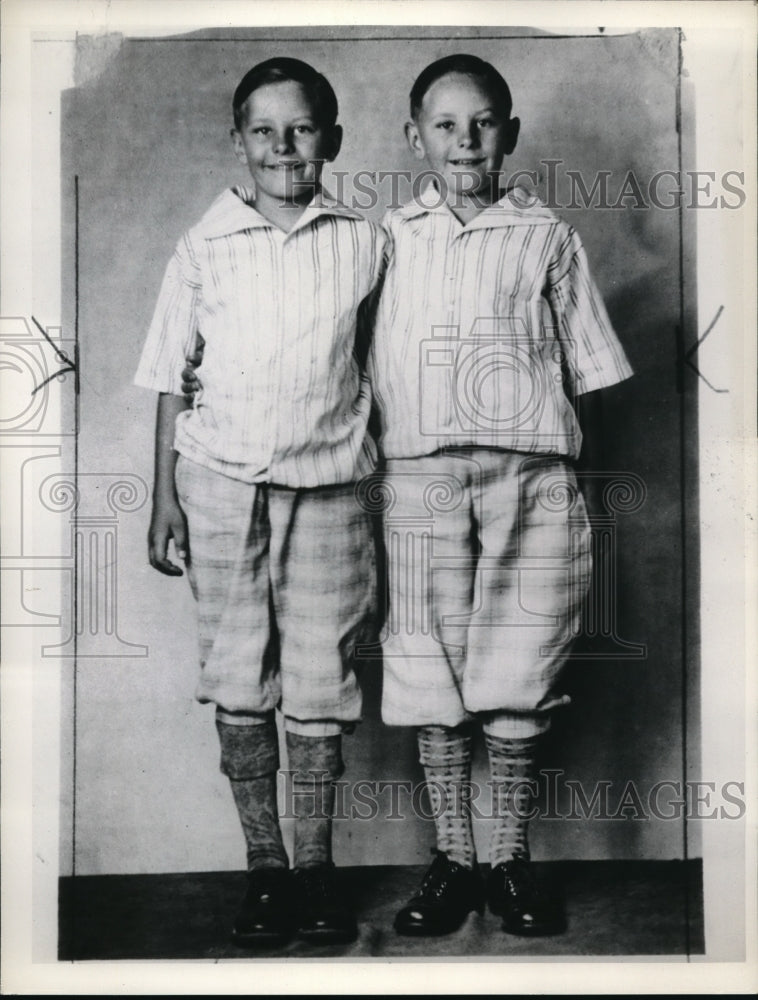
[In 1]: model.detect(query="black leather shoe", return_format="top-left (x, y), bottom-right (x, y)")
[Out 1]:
top-left (292, 864), bottom-right (358, 944)
top-left (487, 857), bottom-right (566, 936)
top-left (231, 868), bottom-right (293, 947)
top-left (394, 851), bottom-right (484, 936)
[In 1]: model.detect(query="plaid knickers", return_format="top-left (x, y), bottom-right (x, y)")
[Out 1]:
top-left (175, 455), bottom-right (377, 723)
top-left (378, 449), bottom-right (592, 737)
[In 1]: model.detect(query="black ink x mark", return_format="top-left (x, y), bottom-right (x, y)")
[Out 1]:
top-left (684, 306), bottom-right (728, 393)
top-left (30, 315), bottom-right (77, 395)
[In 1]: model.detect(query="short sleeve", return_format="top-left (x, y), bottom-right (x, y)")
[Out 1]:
top-left (134, 233), bottom-right (202, 395)
top-left (546, 225), bottom-right (633, 396)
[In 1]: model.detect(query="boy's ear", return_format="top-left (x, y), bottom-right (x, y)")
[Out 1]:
top-left (326, 124), bottom-right (343, 162)
top-left (231, 128), bottom-right (247, 165)
top-left (405, 120), bottom-right (426, 160)
top-left (503, 116), bottom-right (520, 156)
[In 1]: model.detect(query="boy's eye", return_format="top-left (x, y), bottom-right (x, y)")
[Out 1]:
top-left (295, 124), bottom-right (315, 134)
top-left (252, 126), bottom-right (271, 136)
top-left (436, 121), bottom-right (455, 131)
top-left (477, 117), bottom-right (497, 129)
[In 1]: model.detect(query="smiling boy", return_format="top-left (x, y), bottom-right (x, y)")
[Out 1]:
top-left (368, 54), bottom-right (633, 937)
top-left (134, 58), bottom-right (386, 947)
top-left (404, 59), bottom-right (519, 222)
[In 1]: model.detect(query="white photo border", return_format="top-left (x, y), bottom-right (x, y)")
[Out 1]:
top-left (1, 0), bottom-right (755, 994)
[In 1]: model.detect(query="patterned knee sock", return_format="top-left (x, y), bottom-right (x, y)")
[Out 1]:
top-left (285, 731), bottom-right (344, 870)
top-left (417, 725), bottom-right (476, 870)
top-left (216, 718), bottom-right (289, 871)
top-left (484, 733), bottom-right (540, 866)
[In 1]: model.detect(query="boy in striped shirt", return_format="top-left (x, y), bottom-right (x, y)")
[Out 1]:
top-left (368, 55), bottom-right (633, 937)
top-left (135, 58), bottom-right (386, 947)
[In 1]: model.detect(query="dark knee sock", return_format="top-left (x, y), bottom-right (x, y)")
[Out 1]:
top-left (216, 718), bottom-right (289, 871)
top-left (285, 731), bottom-right (343, 870)
top-left (485, 733), bottom-right (540, 865)
top-left (417, 725), bottom-right (476, 870)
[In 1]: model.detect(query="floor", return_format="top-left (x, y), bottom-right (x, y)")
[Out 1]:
top-left (59, 860), bottom-right (704, 960)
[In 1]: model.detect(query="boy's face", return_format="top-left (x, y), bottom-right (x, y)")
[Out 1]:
top-left (232, 80), bottom-right (341, 207)
top-left (406, 72), bottom-right (518, 201)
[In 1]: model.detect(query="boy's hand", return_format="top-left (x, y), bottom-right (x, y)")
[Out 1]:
top-left (580, 475), bottom-right (605, 524)
top-left (148, 496), bottom-right (189, 576)
top-left (182, 332), bottom-right (205, 400)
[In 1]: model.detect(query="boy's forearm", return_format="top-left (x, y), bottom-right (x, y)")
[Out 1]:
top-left (154, 392), bottom-right (190, 501)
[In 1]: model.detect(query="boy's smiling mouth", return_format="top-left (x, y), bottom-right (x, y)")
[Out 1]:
top-left (265, 161), bottom-right (306, 170)
top-left (448, 157), bottom-right (486, 166)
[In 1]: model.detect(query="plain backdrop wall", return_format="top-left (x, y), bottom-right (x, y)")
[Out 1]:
top-left (59, 26), bottom-right (699, 875)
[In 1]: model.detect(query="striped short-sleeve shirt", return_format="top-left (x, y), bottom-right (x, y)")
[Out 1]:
top-left (368, 183), bottom-right (633, 460)
top-left (135, 187), bottom-right (387, 487)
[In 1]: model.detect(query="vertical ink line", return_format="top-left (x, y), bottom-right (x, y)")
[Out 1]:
top-left (72, 173), bottom-right (80, 879)
top-left (675, 30), bottom-right (693, 960)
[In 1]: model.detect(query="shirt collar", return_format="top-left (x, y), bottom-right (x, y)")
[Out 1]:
top-left (195, 185), bottom-right (365, 239)
top-left (396, 178), bottom-right (557, 228)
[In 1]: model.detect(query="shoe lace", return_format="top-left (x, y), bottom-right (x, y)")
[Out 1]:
top-left (296, 866), bottom-right (338, 903)
top-left (500, 858), bottom-right (545, 902)
top-left (417, 851), bottom-right (460, 901)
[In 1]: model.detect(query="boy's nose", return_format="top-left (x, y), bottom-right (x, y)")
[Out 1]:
top-left (456, 123), bottom-right (477, 148)
top-left (273, 130), bottom-right (294, 154)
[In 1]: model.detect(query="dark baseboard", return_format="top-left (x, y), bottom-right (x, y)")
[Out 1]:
top-left (59, 858), bottom-right (704, 960)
